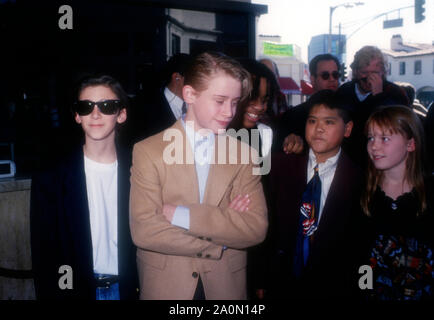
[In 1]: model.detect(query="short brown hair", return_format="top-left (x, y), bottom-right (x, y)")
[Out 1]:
top-left (184, 51), bottom-right (251, 102)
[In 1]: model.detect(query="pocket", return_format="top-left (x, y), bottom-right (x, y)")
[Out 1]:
top-left (137, 249), bottom-right (167, 270)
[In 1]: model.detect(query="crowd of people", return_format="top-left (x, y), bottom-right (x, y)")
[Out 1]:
top-left (30, 46), bottom-right (434, 301)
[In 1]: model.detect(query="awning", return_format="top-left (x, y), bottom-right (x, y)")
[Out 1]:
top-left (300, 79), bottom-right (314, 95)
top-left (278, 77), bottom-right (300, 95)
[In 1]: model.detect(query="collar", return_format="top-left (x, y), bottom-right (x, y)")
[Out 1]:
top-left (181, 118), bottom-right (215, 151)
top-left (308, 148), bottom-right (341, 176)
top-left (354, 82), bottom-right (371, 102)
top-left (164, 87), bottom-right (184, 111)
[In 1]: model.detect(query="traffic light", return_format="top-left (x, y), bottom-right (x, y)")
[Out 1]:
top-left (340, 63), bottom-right (347, 82)
top-left (415, 0), bottom-right (426, 23)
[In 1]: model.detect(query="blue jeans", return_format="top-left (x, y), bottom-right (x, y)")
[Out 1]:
top-left (95, 274), bottom-right (120, 300)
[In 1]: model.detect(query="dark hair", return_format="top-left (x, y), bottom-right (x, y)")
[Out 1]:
top-left (162, 53), bottom-right (191, 86)
top-left (309, 54), bottom-right (340, 77)
top-left (238, 58), bottom-right (277, 105)
top-left (395, 82), bottom-right (416, 104)
top-left (307, 89), bottom-right (352, 123)
top-left (73, 74), bottom-right (129, 112)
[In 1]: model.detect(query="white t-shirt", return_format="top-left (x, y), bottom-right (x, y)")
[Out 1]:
top-left (84, 156), bottom-right (118, 275)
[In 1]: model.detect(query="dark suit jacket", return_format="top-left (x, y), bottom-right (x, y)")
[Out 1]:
top-left (30, 144), bottom-right (139, 300)
top-left (268, 150), bottom-right (362, 299)
top-left (336, 80), bottom-right (410, 166)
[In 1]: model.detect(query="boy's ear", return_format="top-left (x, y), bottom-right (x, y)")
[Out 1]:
top-left (343, 120), bottom-right (353, 138)
top-left (407, 138), bottom-right (416, 152)
top-left (74, 113), bottom-right (82, 124)
top-left (117, 108), bottom-right (127, 124)
top-left (183, 85), bottom-right (196, 104)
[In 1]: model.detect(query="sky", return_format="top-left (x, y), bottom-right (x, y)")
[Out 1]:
top-left (252, 0), bottom-right (434, 65)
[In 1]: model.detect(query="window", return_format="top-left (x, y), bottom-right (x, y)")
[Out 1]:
top-left (414, 60), bottom-right (422, 75)
top-left (171, 34), bottom-right (180, 55)
top-left (399, 62), bottom-right (406, 75)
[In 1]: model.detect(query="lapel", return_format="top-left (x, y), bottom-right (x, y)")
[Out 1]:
top-left (115, 143), bottom-right (131, 272)
top-left (203, 134), bottom-right (239, 206)
top-left (62, 146), bottom-right (94, 269)
top-left (170, 119), bottom-right (238, 206)
top-left (166, 120), bottom-right (200, 204)
top-left (313, 151), bottom-right (348, 244)
top-left (161, 90), bottom-right (177, 124)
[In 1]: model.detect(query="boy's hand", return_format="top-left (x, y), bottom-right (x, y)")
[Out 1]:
top-left (162, 204), bottom-right (177, 222)
top-left (283, 133), bottom-right (304, 154)
top-left (228, 194), bottom-right (250, 213)
top-left (162, 194), bottom-right (250, 223)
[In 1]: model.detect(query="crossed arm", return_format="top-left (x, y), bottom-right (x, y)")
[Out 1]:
top-left (130, 142), bottom-right (268, 259)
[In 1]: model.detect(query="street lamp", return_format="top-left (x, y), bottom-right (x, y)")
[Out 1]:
top-left (328, 1), bottom-right (364, 53)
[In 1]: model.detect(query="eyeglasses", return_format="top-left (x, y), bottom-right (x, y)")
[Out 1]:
top-left (74, 100), bottom-right (121, 116)
top-left (317, 71), bottom-right (340, 80)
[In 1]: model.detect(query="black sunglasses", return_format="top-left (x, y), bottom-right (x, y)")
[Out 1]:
top-left (74, 100), bottom-right (121, 116)
top-left (317, 71), bottom-right (340, 80)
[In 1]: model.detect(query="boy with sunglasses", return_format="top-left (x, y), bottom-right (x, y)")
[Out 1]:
top-left (30, 74), bottom-right (139, 300)
top-left (274, 54), bottom-right (341, 154)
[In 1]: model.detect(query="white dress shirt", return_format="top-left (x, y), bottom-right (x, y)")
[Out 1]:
top-left (171, 119), bottom-right (215, 230)
top-left (307, 148), bottom-right (341, 223)
top-left (257, 122), bottom-right (273, 157)
top-left (164, 87), bottom-right (185, 120)
top-left (84, 156), bottom-right (118, 275)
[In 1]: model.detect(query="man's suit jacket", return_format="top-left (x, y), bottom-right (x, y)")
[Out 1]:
top-left (268, 150), bottom-right (362, 299)
top-left (30, 145), bottom-right (139, 300)
top-left (130, 120), bottom-right (268, 300)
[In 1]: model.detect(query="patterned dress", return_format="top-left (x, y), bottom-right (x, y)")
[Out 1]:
top-left (363, 186), bottom-right (434, 300)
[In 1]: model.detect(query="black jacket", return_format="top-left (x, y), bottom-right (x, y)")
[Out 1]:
top-left (30, 144), bottom-right (139, 299)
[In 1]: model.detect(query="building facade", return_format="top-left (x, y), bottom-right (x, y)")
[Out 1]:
top-left (256, 35), bottom-right (304, 105)
top-left (383, 35), bottom-right (434, 107)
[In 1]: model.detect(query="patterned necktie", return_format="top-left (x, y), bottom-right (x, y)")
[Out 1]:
top-left (182, 102), bottom-right (187, 115)
top-left (293, 165), bottom-right (321, 278)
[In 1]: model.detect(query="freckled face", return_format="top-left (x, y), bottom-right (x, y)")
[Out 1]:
top-left (184, 71), bottom-right (242, 134)
top-left (367, 124), bottom-right (414, 173)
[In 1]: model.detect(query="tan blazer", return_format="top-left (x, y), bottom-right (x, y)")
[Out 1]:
top-left (130, 120), bottom-right (268, 300)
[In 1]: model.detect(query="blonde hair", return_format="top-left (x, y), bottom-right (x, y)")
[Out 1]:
top-left (350, 46), bottom-right (388, 76)
top-left (183, 51), bottom-right (252, 102)
top-left (361, 105), bottom-right (427, 216)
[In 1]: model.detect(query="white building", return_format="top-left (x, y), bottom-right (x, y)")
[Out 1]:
top-left (383, 35), bottom-right (434, 107)
top-left (256, 35), bottom-right (306, 106)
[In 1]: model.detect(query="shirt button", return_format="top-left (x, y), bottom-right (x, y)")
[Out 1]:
top-left (192, 272), bottom-right (199, 278)
top-left (197, 253), bottom-right (202, 257)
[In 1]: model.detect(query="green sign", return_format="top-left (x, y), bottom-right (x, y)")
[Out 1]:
top-left (263, 42), bottom-right (293, 57)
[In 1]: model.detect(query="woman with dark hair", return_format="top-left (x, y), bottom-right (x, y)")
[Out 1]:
top-left (229, 58), bottom-right (277, 159)
top-left (228, 59), bottom-right (278, 300)
top-left (30, 74), bottom-right (139, 300)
